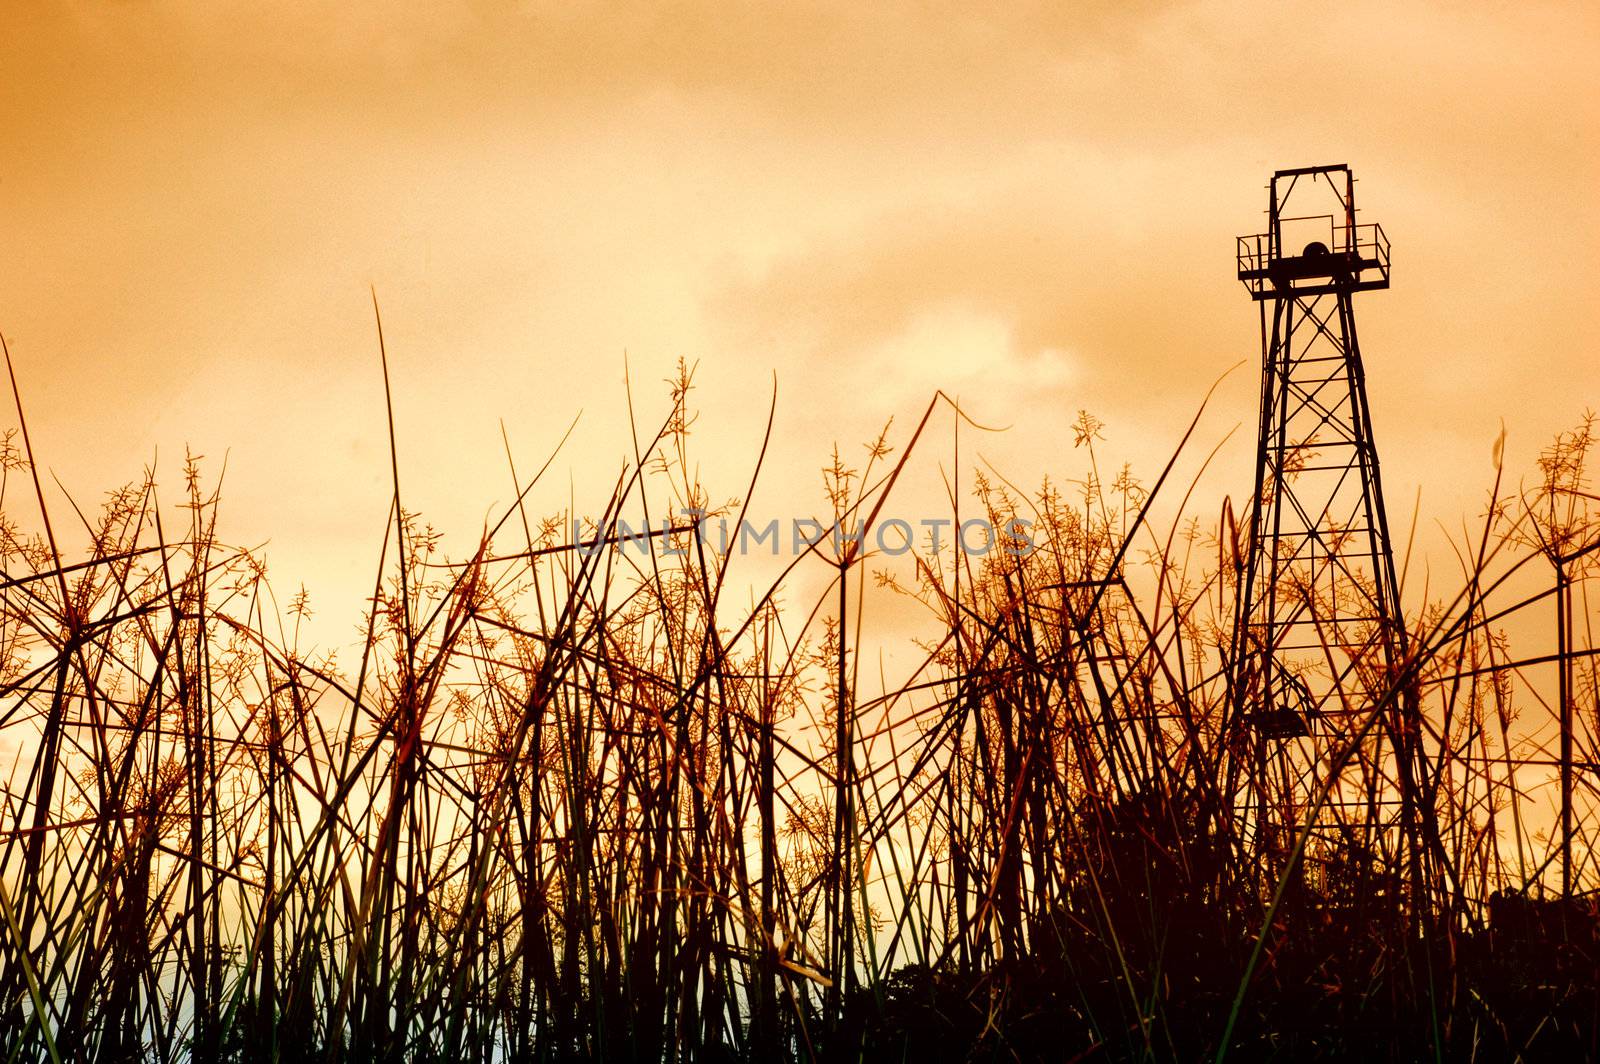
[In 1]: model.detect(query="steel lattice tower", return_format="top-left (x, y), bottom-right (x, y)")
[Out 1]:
top-left (1230, 165), bottom-right (1413, 867)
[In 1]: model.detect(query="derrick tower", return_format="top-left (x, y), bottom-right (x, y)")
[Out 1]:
top-left (1231, 165), bottom-right (1412, 863)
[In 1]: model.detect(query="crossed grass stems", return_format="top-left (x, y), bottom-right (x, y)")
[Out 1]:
top-left (0, 333), bottom-right (1596, 1061)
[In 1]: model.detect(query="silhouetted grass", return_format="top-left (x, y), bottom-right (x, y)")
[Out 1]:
top-left (0, 333), bottom-right (1596, 1061)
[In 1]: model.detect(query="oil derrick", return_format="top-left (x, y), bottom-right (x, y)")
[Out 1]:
top-left (1229, 165), bottom-right (1415, 885)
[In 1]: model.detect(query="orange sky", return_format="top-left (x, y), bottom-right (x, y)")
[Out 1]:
top-left (1, 1), bottom-right (1597, 651)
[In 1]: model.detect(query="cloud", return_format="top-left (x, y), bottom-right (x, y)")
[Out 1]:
top-left (2, 2), bottom-right (1184, 140)
top-left (708, 167), bottom-right (1228, 390)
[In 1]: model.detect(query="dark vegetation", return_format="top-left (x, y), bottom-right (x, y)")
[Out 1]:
top-left (0, 339), bottom-right (1597, 1061)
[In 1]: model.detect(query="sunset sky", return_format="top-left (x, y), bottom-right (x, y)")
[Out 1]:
top-left (2, 1), bottom-right (1596, 649)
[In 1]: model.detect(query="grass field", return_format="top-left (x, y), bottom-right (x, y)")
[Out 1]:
top-left (1, 339), bottom-right (1596, 1061)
